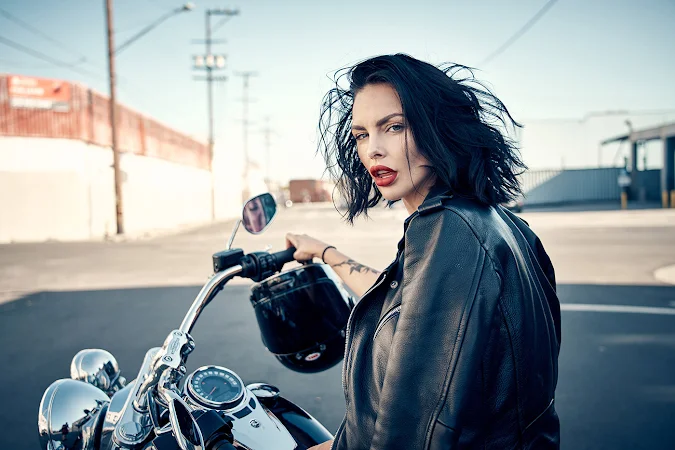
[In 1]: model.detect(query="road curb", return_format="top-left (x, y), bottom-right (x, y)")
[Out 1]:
top-left (654, 265), bottom-right (675, 286)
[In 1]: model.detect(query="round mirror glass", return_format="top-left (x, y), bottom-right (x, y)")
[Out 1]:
top-left (242, 193), bottom-right (277, 234)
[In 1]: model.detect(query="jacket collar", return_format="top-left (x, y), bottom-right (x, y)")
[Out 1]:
top-left (396, 184), bottom-right (452, 258)
top-left (421, 182), bottom-right (453, 206)
top-left (403, 182), bottom-right (452, 229)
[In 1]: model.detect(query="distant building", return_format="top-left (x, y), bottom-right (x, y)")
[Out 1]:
top-left (288, 179), bottom-right (333, 203)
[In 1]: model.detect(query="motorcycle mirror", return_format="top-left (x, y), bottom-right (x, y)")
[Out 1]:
top-left (241, 193), bottom-right (277, 235)
top-left (167, 392), bottom-right (205, 450)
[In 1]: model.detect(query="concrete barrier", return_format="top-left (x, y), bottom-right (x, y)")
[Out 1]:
top-left (0, 137), bottom-right (242, 243)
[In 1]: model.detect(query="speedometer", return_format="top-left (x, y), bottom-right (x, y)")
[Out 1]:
top-left (184, 366), bottom-right (245, 409)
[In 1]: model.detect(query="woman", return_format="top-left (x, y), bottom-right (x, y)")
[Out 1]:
top-left (286, 54), bottom-right (561, 450)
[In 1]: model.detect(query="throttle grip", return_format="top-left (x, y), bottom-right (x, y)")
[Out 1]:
top-left (239, 247), bottom-right (298, 281)
top-left (272, 247), bottom-right (297, 269)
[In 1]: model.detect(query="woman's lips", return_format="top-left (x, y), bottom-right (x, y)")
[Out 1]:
top-left (369, 165), bottom-right (398, 187)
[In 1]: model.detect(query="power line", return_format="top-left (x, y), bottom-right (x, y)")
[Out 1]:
top-left (0, 32), bottom-right (151, 105)
top-left (0, 6), bottom-right (134, 78)
top-left (478, 0), bottom-right (558, 67)
top-left (0, 7), bottom-right (93, 67)
top-left (0, 35), bottom-right (103, 79)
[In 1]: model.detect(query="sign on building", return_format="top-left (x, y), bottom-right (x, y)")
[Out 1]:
top-left (8, 75), bottom-right (71, 112)
top-left (617, 169), bottom-right (631, 188)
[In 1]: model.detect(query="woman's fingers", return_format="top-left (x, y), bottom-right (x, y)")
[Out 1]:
top-left (285, 233), bottom-right (323, 261)
top-left (285, 232), bottom-right (297, 249)
top-left (285, 233), bottom-right (306, 260)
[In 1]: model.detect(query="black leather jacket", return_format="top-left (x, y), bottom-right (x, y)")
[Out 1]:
top-left (332, 185), bottom-right (561, 450)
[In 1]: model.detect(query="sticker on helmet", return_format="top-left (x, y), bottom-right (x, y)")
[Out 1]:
top-left (304, 352), bottom-right (321, 361)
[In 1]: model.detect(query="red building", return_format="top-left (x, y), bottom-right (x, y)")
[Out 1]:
top-left (0, 73), bottom-right (209, 169)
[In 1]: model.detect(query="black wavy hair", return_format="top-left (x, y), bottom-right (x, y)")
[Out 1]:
top-left (318, 53), bottom-right (527, 224)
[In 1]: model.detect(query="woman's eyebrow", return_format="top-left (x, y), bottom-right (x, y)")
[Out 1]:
top-left (351, 113), bottom-right (404, 131)
top-left (376, 113), bottom-right (403, 127)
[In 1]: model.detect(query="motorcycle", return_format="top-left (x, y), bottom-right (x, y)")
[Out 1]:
top-left (37, 193), bottom-right (353, 450)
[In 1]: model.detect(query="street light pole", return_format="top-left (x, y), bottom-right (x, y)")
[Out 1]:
top-left (116, 3), bottom-right (195, 55)
top-left (105, 1), bottom-right (195, 235)
top-left (105, 0), bottom-right (124, 235)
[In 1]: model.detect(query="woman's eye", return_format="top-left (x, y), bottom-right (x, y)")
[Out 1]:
top-left (388, 124), bottom-right (404, 132)
top-left (354, 133), bottom-right (367, 140)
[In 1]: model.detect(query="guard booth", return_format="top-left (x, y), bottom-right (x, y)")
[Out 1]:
top-left (601, 122), bottom-right (675, 208)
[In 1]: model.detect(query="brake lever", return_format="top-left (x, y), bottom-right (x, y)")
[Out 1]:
top-left (147, 390), bottom-right (171, 436)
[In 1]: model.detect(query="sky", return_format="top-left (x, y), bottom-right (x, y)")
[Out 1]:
top-left (1, 0), bottom-right (675, 183)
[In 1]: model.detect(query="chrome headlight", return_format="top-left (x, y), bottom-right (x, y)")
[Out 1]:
top-left (38, 379), bottom-right (109, 450)
top-left (70, 349), bottom-right (126, 395)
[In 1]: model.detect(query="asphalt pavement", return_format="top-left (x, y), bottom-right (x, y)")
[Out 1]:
top-left (1, 203), bottom-right (675, 449)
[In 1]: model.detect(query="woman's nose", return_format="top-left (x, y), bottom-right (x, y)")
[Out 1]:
top-left (366, 139), bottom-right (385, 160)
top-left (367, 149), bottom-right (383, 160)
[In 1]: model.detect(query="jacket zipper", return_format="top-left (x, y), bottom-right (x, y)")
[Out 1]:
top-left (332, 272), bottom-right (388, 450)
top-left (372, 305), bottom-right (401, 341)
top-left (341, 271), bottom-right (388, 397)
top-left (333, 211), bottom-right (423, 449)
top-left (335, 246), bottom-right (405, 449)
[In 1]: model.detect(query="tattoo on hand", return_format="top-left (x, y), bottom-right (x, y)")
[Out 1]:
top-left (332, 259), bottom-right (380, 275)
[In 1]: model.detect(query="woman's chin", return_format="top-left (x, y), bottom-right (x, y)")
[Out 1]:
top-left (378, 189), bottom-right (402, 203)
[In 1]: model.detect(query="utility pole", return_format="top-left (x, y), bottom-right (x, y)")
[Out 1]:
top-left (192, 8), bottom-right (238, 219)
top-left (235, 70), bottom-right (257, 202)
top-left (260, 116), bottom-right (279, 188)
top-left (262, 116), bottom-right (271, 185)
top-left (105, 1), bottom-right (194, 235)
top-left (105, 0), bottom-right (124, 235)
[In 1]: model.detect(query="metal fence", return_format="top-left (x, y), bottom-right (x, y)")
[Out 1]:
top-left (521, 167), bottom-right (623, 205)
top-left (519, 169), bottom-right (562, 193)
top-left (520, 167), bottom-right (663, 205)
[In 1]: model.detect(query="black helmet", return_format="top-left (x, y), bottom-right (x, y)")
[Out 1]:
top-left (250, 263), bottom-right (354, 373)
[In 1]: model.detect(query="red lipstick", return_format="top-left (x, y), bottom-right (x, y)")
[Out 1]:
top-left (369, 165), bottom-right (398, 187)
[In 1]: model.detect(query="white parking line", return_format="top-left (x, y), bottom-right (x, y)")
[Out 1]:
top-left (561, 304), bottom-right (675, 315)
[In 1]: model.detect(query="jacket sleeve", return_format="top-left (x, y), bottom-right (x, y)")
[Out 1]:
top-left (370, 210), bottom-right (502, 450)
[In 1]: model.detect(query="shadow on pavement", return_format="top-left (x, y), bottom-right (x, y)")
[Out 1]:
top-left (1, 283), bottom-right (674, 450)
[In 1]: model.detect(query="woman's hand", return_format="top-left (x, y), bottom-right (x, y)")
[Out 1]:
top-left (285, 233), bottom-right (331, 262)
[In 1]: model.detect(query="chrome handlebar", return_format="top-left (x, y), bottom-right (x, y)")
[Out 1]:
top-left (179, 265), bottom-right (243, 334)
top-left (115, 265), bottom-right (244, 447)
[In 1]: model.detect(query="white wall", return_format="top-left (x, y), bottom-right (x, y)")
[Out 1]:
top-left (0, 137), bottom-right (243, 243)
